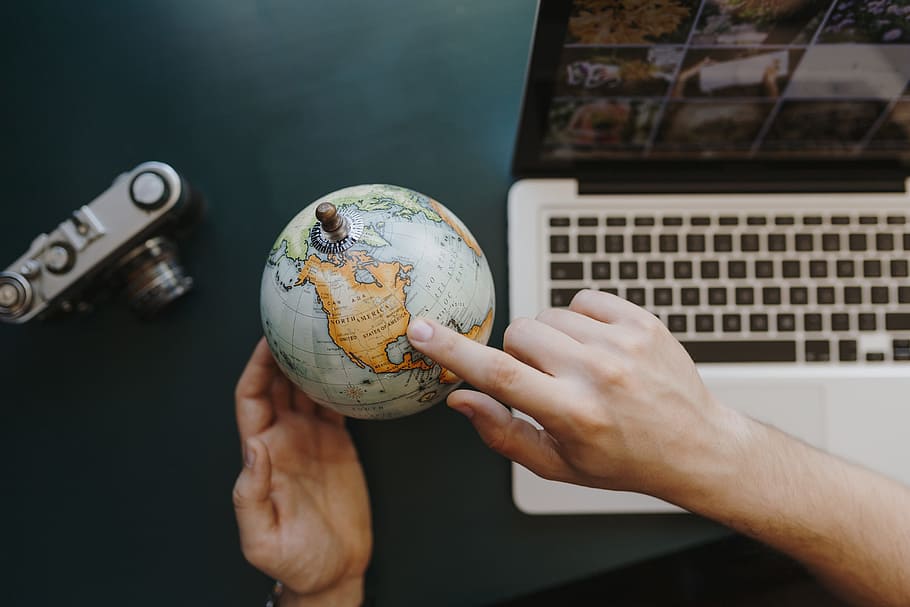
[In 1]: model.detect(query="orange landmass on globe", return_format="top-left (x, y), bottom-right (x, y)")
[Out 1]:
top-left (438, 307), bottom-right (495, 384)
top-left (429, 198), bottom-right (483, 258)
top-left (298, 250), bottom-right (433, 374)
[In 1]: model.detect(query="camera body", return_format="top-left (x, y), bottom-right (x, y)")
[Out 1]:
top-left (0, 162), bottom-right (204, 324)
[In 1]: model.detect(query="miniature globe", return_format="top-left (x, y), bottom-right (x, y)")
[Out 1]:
top-left (260, 184), bottom-right (495, 420)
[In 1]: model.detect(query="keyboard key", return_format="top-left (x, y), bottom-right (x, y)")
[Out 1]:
top-left (887, 313), bottom-right (910, 330)
top-left (790, 287), bottom-right (808, 305)
top-left (864, 260), bottom-right (882, 278)
top-left (867, 352), bottom-right (886, 362)
top-left (681, 287), bottom-right (701, 306)
top-left (741, 234), bottom-right (759, 252)
top-left (686, 234), bottom-right (706, 253)
top-left (831, 313), bottom-right (850, 331)
top-left (839, 340), bottom-right (858, 362)
top-left (550, 235), bottom-right (570, 254)
top-left (905, 234), bottom-right (910, 250)
top-left (578, 235), bottom-right (597, 253)
top-left (691, 216), bottom-right (711, 226)
top-left (894, 340), bottom-right (910, 361)
top-left (719, 216), bottom-right (738, 226)
top-left (634, 217), bottom-right (655, 227)
top-left (591, 262), bottom-right (611, 280)
top-left (722, 314), bottom-right (742, 332)
top-left (550, 262), bottom-right (583, 280)
top-left (849, 233), bottom-right (867, 251)
top-left (755, 260), bottom-right (774, 279)
top-left (736, 287), bottom-right (754, 305)
top-left (763, 287), bottom-right (782, 305)
top-left (578, 217), bottom-right (599, 227)
top-left (606, 217), bottom-right (627, 227)
top-left (900, 287), bottom-right (910, 304)
top-left (728, 261), bottom-right (747, 279)
top-left (681, 341), bottom-right (796, 363)
top-left (775, 216), bottom-right (795, 226)
top-left (549, 217), bottom-right (570, 227)
top-left (844, 286), bottom-right (863, 304)
top-left (806, 340), bottom-right (831, 362)
top-left (674, 261), bottom-right (693, 279)
top-left (646, 261), bottom-right (666, 279)
top-left (714, 234), bottom-right (733, 252)
top-left (887, 216), bottom-right (907, 225)
top-left (836, 259), bottom-right (855, 278)
top-left (876, 233), bottom-right (894, 251)
top-left (782, 260), bottom-right (801, 278)
top-left (551, 289), bottom-right (581, 307)
top-left (668, 314), bottom-right (688, 333)
top-left (659, 235), bottom-right (679, 253)
top-left (695, 314), bottom-right (715, 333)
top-left (701, 261), bottom-right (720, 279)
top-left (823, 234), bottom-right (841, 251)
top-left (708, 288), bottom-right (727, 306)
top-left (892, 260), bottom-right (909, 278)
top-left (662, 217), bottom-right (683, 226)
top-left (601, 287), bottom-right (619, 296)
top-left (809, 260), bottom-right (828, 278)
top-left (605, 235), bottom-right (624, 253)
top-left (777, 313), bottom-right (796, 332)
top-left (626, 288), bottom-right (646, 307)
top-left (747, 216), bottom-right (767, 226)
top-left (750, 314), bottom-right (769, 332)
top-left (795, 234), bottom-right (814, 251)
top-left (804, 216), bottom-right (823, 225)
top-left (654, 288), bottom-right (673, 307)
top-left (859, 216), bottom-right (878, 225)
top-left (832, 216), bottom-right (850, 225)
top-left (817, 286), bottom-right (835, 305)
top-left (768, 234), bottom-right (786, 252)
top-left (632, 234), bottom-right (652, 253)
top-left (871, 286), bottom-right (889, 304)
top-left (619, 261), bottom-right (638, 280)
top-left (859, 313), bottom-right (877, 331)
top-left (804, 313), bottom-right (823, 332)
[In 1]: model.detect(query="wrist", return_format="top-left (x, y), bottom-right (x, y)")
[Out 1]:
top-left (660, 400), bottom-right (760, 511)
top-left (280, 577), bottom-right (364, 607)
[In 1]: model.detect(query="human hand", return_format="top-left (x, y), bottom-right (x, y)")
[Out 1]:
top-left (232, 339), bottom-right (372, 607)
top-left (406, 290), bottom-right (751, 505)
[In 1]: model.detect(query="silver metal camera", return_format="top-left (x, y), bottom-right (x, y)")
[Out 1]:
top-left (0, 161), bottom-right (204, 324)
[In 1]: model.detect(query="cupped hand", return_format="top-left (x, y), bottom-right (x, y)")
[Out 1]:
top-left (232, 338), bottom-right (371, 606)
top-left (407, 290), bottom-right (750, 504)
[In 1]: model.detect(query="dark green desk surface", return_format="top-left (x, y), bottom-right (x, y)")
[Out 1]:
top-left (0, 2), bottom-right (727, 605)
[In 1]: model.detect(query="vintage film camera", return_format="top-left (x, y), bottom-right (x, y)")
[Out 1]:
top-left (0, 162), bottom-right (204, 324)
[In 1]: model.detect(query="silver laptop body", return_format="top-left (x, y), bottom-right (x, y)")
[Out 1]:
top-left (508, 0), bottom-right (910, 514)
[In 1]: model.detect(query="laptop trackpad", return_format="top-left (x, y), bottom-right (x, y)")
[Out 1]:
top-left (708, 384), bottom-right (827, 449)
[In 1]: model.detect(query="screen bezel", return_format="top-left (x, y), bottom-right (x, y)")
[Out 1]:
top-left (511, 0), bottom-right (909, 190)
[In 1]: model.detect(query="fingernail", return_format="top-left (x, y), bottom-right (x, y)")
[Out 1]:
top-left (449, 404), bottom-right (474, 419)
top-left (408, 318), bottom-right (433, 343)
top-left (244, 440), bottom-right (256, 468)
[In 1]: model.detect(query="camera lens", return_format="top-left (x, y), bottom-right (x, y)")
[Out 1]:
top-left (0, 272), bottom-right (33, 322)
top-left (117, 237), bottom-right (193, 316)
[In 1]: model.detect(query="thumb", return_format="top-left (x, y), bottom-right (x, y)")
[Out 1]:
top-left (447, 390), bottom-right (569, 482)
top-left (233, 438), bottom-right (276, 555)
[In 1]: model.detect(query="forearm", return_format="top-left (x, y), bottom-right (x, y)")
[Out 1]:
top-left (672, 411), bottom-right (910, 606)
top-left (280, 577), bottom-right (364, 607)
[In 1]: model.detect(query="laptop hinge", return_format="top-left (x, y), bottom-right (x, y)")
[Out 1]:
top-left (578, 178), bottom-right (908, 196)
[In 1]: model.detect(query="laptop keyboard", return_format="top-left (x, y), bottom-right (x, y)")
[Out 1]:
top-left (546, 212), bottom-right (910, 364)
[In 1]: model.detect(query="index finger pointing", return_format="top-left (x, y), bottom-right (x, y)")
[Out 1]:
top-left (407, 318), bottom-right (566, 430)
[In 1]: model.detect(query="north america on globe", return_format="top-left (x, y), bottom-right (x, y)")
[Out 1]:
top-left (260, 184), bottom-right (495, 420)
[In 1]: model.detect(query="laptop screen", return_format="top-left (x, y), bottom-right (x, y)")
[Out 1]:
top-left (513, 0), bottom-right (910, 182)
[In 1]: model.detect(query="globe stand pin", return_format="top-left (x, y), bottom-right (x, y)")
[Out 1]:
top-left (310, 202), bottom-right (364, 254)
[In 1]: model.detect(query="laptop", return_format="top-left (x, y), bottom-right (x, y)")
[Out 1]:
top-left (508, 0), bottom-right (910, 514)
